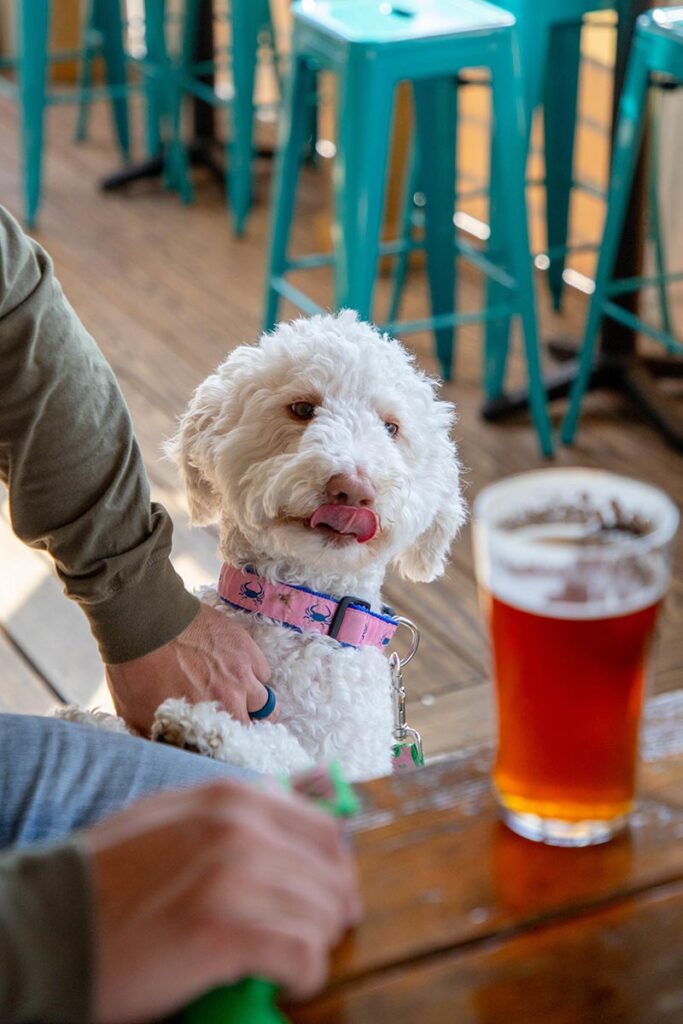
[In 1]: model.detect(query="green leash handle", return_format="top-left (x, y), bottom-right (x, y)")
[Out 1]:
top-left (183, 980), bottom-right (286, 1024)
top-left (182, 763), bottom-right (359, 1024)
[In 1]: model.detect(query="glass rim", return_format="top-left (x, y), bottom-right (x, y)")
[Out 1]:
top-left (473, 467), bottom-right (680, 557)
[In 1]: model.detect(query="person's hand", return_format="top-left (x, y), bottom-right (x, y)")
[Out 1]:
top-left (83, 778), bottom-right (362, 1024)
top-left (106, 602), bottom-right (274, 734)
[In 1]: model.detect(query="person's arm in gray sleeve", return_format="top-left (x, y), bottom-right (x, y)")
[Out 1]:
top-left (0, 204), bottom-right (198, 664)
top-left (0, 842), bottom-right (93, 1023)
top-left (0, 204), bottom-right (271, 734)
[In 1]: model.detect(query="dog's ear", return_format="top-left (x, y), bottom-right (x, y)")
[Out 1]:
top-left (392, 440), bottom-right (466, 583)
top-left (165, 377), bottom-right (225, 526)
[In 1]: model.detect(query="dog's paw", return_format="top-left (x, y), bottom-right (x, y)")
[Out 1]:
top-left (151, 697), bottom-right (313, 775)
top-left (53, 705), bottom-right (133, 734)
top-left (151, 698), bottom-right (225, 755)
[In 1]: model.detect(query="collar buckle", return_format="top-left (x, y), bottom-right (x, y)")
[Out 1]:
top-left (328, 595), bottom-right (370, 640)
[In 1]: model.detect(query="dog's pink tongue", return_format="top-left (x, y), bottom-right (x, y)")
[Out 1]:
top-left (310, 504), bottom-right (379, 543)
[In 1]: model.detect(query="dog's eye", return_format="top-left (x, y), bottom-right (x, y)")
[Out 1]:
top-left (384, 421), bottom-right (400, 438)
top-left (289, 401), bottom-right (316, 421)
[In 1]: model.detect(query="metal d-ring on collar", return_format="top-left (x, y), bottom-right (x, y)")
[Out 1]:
top-left (394, 615), bottom-right (420, 668)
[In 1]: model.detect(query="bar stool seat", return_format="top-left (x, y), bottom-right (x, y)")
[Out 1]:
top-left (263, 0), bottom-right (553, 456)
top-left (562, 6), bottom-right (683, 445)
top-left (300, 0), bottom-right (512, 40)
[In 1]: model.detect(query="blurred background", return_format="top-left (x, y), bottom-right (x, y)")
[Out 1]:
top-left (0, 0), bottom-right (681, 758)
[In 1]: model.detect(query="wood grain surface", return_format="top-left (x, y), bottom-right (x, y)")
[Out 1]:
top-left (290, 732), bottom-right (683, 1023)
top-left (292, 882), bottom-right (683, 1024)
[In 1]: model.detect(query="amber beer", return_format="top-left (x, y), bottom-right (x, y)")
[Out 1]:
top-left (486, 591), bottom-right (660, 825)
top-left (473, 470), bottom-right (678, 847)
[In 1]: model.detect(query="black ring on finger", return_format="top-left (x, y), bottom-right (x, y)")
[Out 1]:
top-left (249, 685), bottom-right (277, 721)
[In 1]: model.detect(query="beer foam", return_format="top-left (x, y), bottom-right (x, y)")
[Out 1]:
top-left (481, 550), bottom-right (668, 619)
top-left (474, 469), bottom-right (678, 620)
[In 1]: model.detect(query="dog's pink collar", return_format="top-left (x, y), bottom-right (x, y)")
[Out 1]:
top-left (217, 565), bottom-right (398, 650)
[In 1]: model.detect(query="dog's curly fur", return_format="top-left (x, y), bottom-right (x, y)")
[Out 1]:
top-left (59, 312), bottom-right (465, 781)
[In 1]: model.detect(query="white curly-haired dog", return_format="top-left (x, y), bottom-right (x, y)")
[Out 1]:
top-left (61, 311), bottom-right (464, 781)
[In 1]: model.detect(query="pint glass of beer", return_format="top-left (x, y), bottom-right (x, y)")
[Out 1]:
top-left (473, 469), bottom-right (678, 846)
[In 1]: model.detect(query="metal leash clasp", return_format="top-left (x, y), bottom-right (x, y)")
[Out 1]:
top-left (390, 617), bottom-right (424, 768)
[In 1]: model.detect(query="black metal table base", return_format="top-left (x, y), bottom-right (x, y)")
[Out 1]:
top-left (100, 154), bottom-right (164, 191)
top-left (482, 348), bottom-right (683, 453)
top-left (547, 337), bottom-right (683, 380)
top-left (100, 139), bottom-right (276, 192)
top-left (100, 139), bottom-right (226, 192)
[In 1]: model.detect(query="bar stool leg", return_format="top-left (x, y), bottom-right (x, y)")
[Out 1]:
top-left (562, 36), bottom-right (651, 446)
top-left (75, 0), bottom-right (98, 144)
top-left (647, 90), bottom-right (674, 342)
top-left (304, 68), bottom-right (320, 163)
top-left (164, 0), bottom-right (199, 201)
top-left (482, 169), bottom-right (511, 398)
top-left (484, 22), bottom-right (548, 399)
top-left (97, 0), bottom-right (131, 160)
top-left (230, 0), bottom-right (267, 236)
top-left (263, 54), bottom-right (315, 331)
top-left (16, 0), bottom-right (50, 228)
top-left (544, 20), bottom-right (582, 312)
top-left (413, 77), bottom-right (457, 380)
top-left (333, 59), bottom-right (394, 318)
top-left (142, 0), bottom-right (167, 160)
top-left (387, 138), bottom-right (420, 325)
top-left (491, 39), bottom-right (554, 457)
top-left (482, 129), bottom-right (509, 399)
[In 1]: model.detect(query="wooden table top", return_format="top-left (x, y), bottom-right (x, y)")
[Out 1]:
top-left (289, 702), bottom-right (683, 1023)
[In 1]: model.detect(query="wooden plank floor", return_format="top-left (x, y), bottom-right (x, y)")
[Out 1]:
top-left (0, 49), bottom-right (681, 757)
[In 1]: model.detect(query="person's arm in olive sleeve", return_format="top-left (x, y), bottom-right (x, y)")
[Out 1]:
top-left (0, 205), bottom-right (198, 663)
top-left (0, 842), bottom-right (93, 1024)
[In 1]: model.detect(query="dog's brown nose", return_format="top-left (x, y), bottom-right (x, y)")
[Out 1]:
top-left (326, 473), bottom-right (376, 507)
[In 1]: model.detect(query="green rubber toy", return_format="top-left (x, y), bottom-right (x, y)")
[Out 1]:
top-left (182, 763), bottom-right (360, 1024)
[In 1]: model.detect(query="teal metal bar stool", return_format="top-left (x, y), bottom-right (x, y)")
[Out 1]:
top-left (76, 0), bottom-right (165, 163)
top-left (389, 0), bottom-right (615, 389)
top-left (494, 0), bottom-right (615, 307)
top-left (74, 0), bottom-right (131, 155)
top-left (0, 0), bottom-right (132, 226)
top-left (264, 0), bottom-right (554, 457)
top-left (562, 7), bottom-right (683, 445)
top-left (163, 0), bottom-right (278, 234)
top-left (486, 0), bottom-right (615, 394)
